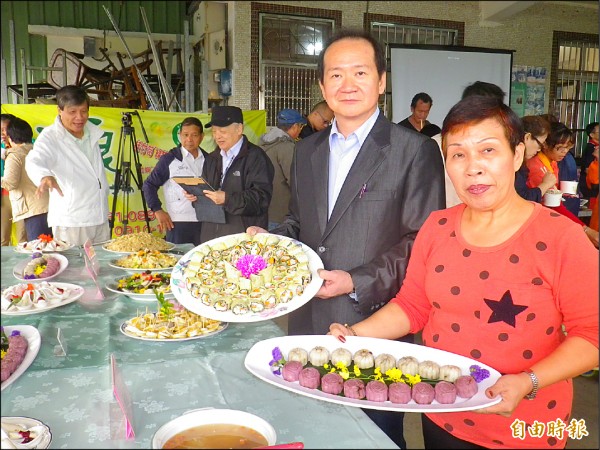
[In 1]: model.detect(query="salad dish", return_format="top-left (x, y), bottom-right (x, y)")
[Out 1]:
top-left (106, 271), bottom-right (174, 301)
top-left (109, 250), bottom-right (178, 272)
top-left (170, 232), bottom-right (323, 323)
top-left (1, 282), bottom-right (84, 315)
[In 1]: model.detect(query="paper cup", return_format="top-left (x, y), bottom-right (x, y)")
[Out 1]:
top-left (543, 190), bottom-right (563, 207)
top-left (559, 180), bottom-right (578, 195)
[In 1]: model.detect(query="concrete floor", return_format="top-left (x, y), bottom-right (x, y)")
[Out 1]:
top-left (273, 316), bottom-right (599, 448)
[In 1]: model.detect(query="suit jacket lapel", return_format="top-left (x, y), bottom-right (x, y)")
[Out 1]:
top-left (323, 116), bottom-right (391, 240)
top-left (310, 135), bottom-right (330, 237)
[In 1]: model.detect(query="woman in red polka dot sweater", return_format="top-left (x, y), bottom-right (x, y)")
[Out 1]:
top-left (330, 96), bottom-right (598, 449)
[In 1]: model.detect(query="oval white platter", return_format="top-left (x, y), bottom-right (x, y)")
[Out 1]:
top-left (105, 280), bottom-right (175, 301)
top-left (119, 321), bottom-right (228, 341)
top-left (12, 253), bottom-right (69, 282)
top-left (102, 240), bottom-right (175, 254)
top-left (0, 416), bottom-right (52, 449)
top-left (170, 232), bottom-right (324, 323)
top-left (244, 335), bottom-right (502, 413)
top-left (1, 282), bottom-right (84, 315)
top-left (1, 325), bottom-right (42, 392)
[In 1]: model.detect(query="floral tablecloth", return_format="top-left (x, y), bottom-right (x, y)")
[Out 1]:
top-left (0, 245), bottom-right (399, 449)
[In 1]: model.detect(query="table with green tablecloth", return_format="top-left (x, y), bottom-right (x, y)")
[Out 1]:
top-left (0, 245), bottom-right (399, 449)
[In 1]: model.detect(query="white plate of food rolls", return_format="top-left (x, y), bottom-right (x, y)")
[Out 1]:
top-left (245, 335), bottom-right (502, 413)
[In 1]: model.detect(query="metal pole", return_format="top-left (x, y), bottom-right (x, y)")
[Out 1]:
top-left (139, 6), bottom-right (179, 112)
top-left (9, 20), bottom-right (17, 103)
top-left (184, 20), bottom-right (193, 112)
top-left (102, 5), bottom-right (161, 111)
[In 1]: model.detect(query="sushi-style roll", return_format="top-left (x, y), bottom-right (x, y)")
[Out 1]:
top-left (213, 296), bottom-right (232, 312)
top-left (435, 381), bottom-right (457, 404)
top-left (353, 349), bottom-right (375, 369)
top-left (397, 356), bottom-right (419, 375)
top-left (438, 365), bottom-right (463, 383)
top-left (282, 361), bottom-right (304, 382)
top-left (248, 299), bottom-right (265, 313)
top-left (308, 346), bottom-right (330, 366)
top-left (365, 380), bottom-right (388, 402)
top-left (330, 348), bottom-right (353, 367)
top-left (388, 382), bottom-right (412, 404)
top-left (343, 378), bottom-right (366, 399)
top-left (374, 353), bottom-right (396, 374)
top-left (455, 375), bottom-right (478, 399)
top-left (412, 382), bottom-right (435, 404)
top-left (288, 347), bottom-right (308, 366)
top-left (230, 297), bottom-right (250, 315)
top-left (321, 372), bottom-right (344, 395)
top-left (418, 360), bottom-right (440, 380)
top-left (298, 367), bottom-right (321, 389)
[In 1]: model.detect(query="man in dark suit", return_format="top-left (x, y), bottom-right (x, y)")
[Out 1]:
top-left (249, 29), bottom-right (445, 447)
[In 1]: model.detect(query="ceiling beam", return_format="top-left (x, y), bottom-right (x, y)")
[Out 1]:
top-left (480, 1), bottom-right (538, 22)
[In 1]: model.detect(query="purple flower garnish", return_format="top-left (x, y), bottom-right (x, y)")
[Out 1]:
top-left (10, 330), bottom-right (21, 337)
top-left (269, 346), bottom-right (285, 375)
top-left (24, 274), bottom-right (36, 280)
top-left (469, 364), bottom-right (490, 383)
top-left (235, 254), bottom-right (267, 279)
top-left (32, 252), bottom-right (42, 259)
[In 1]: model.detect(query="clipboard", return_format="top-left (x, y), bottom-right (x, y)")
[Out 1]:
top-left (173, 177), bottom-right (226, 224)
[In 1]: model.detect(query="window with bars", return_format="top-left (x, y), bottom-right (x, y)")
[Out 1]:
top-left (369, 21), bottom-right (459, 117)
top-left (551, 33), bottom-right (599, 159)
top-left (259, 14), bottom-right (334, 126)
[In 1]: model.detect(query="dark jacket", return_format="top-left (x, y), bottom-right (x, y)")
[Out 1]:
top-left (200, 136), bottom-right (274, 242)
top-left (515, 165), bottom-right (542, 203)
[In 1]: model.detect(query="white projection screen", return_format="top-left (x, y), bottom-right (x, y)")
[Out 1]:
top-left (390, 45), bottom-right (513, 128)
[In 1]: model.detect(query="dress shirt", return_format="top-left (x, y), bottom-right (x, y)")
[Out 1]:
top-left (327, 108), bottom-right (379, 219)
top-left (220, 137), bottom-right (243, 184)
top-left (181, 146), bottom-right (205, 176)
top-left (69, 130), bottom-right (95, 167)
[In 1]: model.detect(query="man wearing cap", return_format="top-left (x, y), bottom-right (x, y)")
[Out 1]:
top-left (259, 109), bottom-right (306, 229)
top-left (184, 106), bottom-right (274, 243)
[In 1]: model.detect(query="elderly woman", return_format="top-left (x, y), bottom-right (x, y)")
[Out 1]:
top-left (329, 96), bottom-right (598, 449)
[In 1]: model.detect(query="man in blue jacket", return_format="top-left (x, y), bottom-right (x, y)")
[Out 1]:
top-left (142, 117), bottom-right (208, 246)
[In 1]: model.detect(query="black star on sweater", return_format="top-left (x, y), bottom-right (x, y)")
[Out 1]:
top-left (484, 290), bottom-right (528, 328)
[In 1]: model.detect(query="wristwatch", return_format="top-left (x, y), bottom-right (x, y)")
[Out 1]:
top-left (523, 369), bottom-right (539, 400)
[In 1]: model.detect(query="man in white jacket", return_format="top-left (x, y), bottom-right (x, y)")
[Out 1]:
top-left (26, 85), bottom-right (110, 246)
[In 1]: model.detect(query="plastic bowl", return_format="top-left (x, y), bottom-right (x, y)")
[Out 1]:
top-left (559, 180), bottom-right (578, 195)
top-left (152, 408), bottom-right (277, 449)
top-left (543, 190), bottom-right (563, 207)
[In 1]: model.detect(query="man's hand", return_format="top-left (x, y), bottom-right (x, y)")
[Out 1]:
top-left (183, 191), bottom-right (197, 202)
top-left (154, 210), bottom-right (174, 232)
top-left (246, 226), bottom-right (268, 235)
top-left (37, 176), bottom-right (63, 198)
top-left (203, 189), bottom-right (226, 205)
top-left (315, 269), bottom-right (354, 299)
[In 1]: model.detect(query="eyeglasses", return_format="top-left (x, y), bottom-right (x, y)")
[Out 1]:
top-left (532, 136), bottom-right (546, 149)
top-left (315, 110), bottom-right (333, 127)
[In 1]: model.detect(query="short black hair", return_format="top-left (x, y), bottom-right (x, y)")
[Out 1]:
top-left (586, 121), bottom-right (599, 136)
top-left (461, 81), bottom-right (505, 101)
top-left (1, 113), bottom-right (17, 124)
top-left (56, 85), bottom-right (90, 109)
top-left (6, 116), bottom-right (33, 144)
top-left (411, 92), bottom-right (432, 108)
top-left (180, 117), bottom-right (204, 134)
top-left (318, 28), bottom-right (386, 84)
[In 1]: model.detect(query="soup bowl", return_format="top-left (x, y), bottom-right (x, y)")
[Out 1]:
top-left (152, 407), bottom-right (277, 449)
top-left (559, 180), bottom-right (578, 195)
top-left (542, 189), bottom-right (563, 207)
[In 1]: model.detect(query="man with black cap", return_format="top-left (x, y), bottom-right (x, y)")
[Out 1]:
top-left (184, 106), bottom-right (274, 243)
top-left (259, 108), bottom-right (306, 229)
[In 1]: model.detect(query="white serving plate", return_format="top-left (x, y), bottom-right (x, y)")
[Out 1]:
top-left (14, 239), bottom-right (72, 254)
top-left (1, 282), bottom-right (84, 315)
top-left (1, 325), bottom-right (42, 391)
top-left (0, 416), bottom-right (52, 449)
top-left (151, 408), bottom-right (276, 449)
top-left (102, 239), bottom-right (175, 254)
top-left (170, 233), bottom-right (324, 323)
top-left (119, 321), bottom-right (228, 341)
top-left (12, 253), bottom-right (69, 282)
top-left (245, 335), bottom-right (502, 413)
top-left (108, 254), bottom-right (178, 273)
top-left (105, 281), bottom-right (175, 301)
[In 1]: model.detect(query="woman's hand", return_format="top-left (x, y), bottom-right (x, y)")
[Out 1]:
top-left (327, 322), bottom-right (354, 339)
top-left (473, 372), bottom-right (532, 417)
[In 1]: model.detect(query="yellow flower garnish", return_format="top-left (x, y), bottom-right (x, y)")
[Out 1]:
top-left (323, 363), bottom-right (330, 370)
top-left (34, 265), bottom-right (47, 276)
top-left (384, 367), bottom-right (404, 383)
top-left (404, 373), bottom-right (422, 386)
top-left (0, 349), bottom-right (6, 359)
top-left (353, 365), bottom-right (362, 377)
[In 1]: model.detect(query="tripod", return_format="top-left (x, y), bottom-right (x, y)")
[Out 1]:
top-left (109, 111), bottom-right (151, 237)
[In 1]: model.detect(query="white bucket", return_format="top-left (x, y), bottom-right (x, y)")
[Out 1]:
top-left (559, 180), bottom-right (578, 195)
top-left (543, 190), bottom-right (563, 207)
